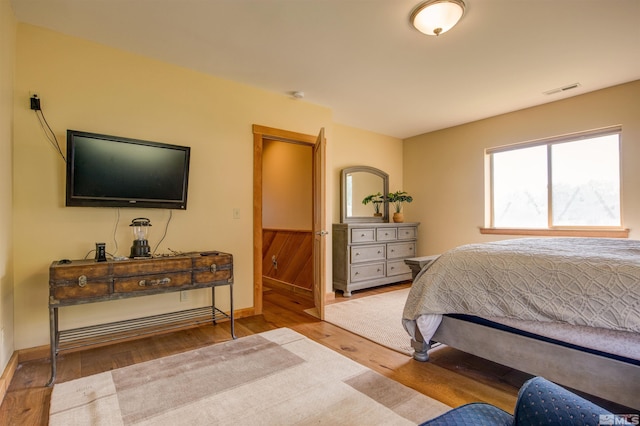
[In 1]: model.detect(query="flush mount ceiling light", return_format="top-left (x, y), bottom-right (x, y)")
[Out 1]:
top-left (411, 0), bottom-right (466, 36)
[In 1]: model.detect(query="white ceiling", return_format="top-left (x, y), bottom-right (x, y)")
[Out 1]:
top-left (10, 0), bottom-right (640, 139)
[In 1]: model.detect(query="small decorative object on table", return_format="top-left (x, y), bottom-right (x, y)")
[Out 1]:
top-left (387, 191), bottom-right (413, 223)
top-left (129, 217), bottom-right (152, 258)
top-left (94, 242), bottom-right (107, 262)
top-left (362, 192), bottom-right (385, 217)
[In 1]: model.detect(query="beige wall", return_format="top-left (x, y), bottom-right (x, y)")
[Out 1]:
top-left (332, 124), bottom-right (404, 222)
top-left (404, 81), bottom-right (640, 256)
top-left (12, 24), bottom-right (335, 349)
top-left (0, 0), bottom-right (16, 373)
top-left (7, 23), bottom-right (400, 352)
top-left (11, 17), bottom-right (635, 355)
top-left (263, 140), bottom-right (312, 230)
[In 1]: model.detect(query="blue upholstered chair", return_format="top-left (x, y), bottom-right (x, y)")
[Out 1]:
top-left (421, 376), bottom-right (627, 426)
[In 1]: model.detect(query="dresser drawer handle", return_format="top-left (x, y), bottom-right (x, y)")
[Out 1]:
top-left (210, 264), bottom-right (217, 273)
top-left (78, 275), bottom-right (87, 287)
top-left (355, 252), bottom-right (360, 256)
top-left (361, 233), bottom-right (365, 237)
top-left (355, 272), bottom-right (359, 275)
top-left (138, 277), bottom-right (171, 287)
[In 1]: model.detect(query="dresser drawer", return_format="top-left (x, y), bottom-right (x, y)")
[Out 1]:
top-left (112, 257), bottom-right (192, 275)
top-left (376, 228), bottom-right (397, 241)
top-left (192, 252), bottom-right (233, 284)
top-left (387, 259), bottom-right (412, 277)
top-left (397, 226), bottom-right (417, 240)
top-left (351, 262), bottom-right (385, 282)
top-left (114, 271), bottom-right (192, 293)
top-left (49, 261), bottom-right (110, 281)
top-left (387, 242), bottom-right (416, 259)
top-left (51, 279), bottom-right (112, 301)
top-left (50, 261), bottom-right (112, 302)
top-left (351, 228), bottom-right (375, 243)
top-left (350, 244), bottom-right (386, 263)
top-left (193, 267), bottom-right (232, 284)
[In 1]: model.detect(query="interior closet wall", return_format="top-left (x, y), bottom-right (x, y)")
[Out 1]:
top-left (262, 140), bottom-right (313, 295)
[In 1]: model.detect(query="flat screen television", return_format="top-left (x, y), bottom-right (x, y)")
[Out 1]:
top-left (66, 130), bottom-right (191, 209)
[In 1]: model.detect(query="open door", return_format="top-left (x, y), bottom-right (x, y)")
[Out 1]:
top-left (252, 125), bottom-right (325, 317)
top-left (312, 128), bottom-right (326, 319)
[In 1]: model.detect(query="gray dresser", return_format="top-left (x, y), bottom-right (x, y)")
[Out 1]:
top-left (332, 222), bottom-right (419, 296)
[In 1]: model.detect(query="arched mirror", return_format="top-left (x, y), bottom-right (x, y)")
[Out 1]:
top-left (341, 166), bottom-right (389, 223)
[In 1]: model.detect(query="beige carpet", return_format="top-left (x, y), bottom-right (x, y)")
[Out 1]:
top-left (323, 288), bottom-right (413, 355)
top-left (49, 327), bottom-right (449, 425)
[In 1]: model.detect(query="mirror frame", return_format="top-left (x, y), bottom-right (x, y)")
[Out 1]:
top-left (341, 166), bottom-right (389, 223)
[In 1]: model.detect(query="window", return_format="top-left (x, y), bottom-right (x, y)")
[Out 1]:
top-left (488, 127), bottom-right (622, 230)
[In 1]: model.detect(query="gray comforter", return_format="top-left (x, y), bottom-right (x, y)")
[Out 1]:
top-left (402, 238), bottom-right (640, 333)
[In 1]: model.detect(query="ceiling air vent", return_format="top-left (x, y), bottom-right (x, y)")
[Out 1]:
top-left (543, 83), bottom-right (581, 95)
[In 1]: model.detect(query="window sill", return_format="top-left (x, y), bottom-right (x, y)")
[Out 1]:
top-left (479, 228), bottom-right (629, 238)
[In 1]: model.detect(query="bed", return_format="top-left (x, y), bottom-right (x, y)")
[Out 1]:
top-left (402, 238), bottom-right (640, 410)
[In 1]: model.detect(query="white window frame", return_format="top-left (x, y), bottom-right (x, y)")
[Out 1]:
top-left (481, 126), bottom-right (627, 237)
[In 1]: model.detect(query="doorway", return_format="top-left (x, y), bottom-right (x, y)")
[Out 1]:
top-left (252, 125), bottom-right (326, 317)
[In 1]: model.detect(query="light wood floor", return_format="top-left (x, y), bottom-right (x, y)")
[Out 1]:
top-left (0, 283), bottom-right (630, 424)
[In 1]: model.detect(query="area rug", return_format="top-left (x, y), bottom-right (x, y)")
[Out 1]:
top-left (323, 288), bottom-right (413, 355)
top-left (49, 327), bottom-right (449, 425)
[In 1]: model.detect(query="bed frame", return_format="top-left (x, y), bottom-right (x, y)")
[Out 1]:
top-left (411, 315), bottom-right (640, 410)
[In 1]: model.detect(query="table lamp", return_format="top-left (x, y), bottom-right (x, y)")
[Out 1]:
top-left (129, 217), bottom-right (152, 258)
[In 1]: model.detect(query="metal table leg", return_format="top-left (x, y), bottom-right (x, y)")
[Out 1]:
top-left (211, 284), bottom-right (236, 339)
top-left (229, 281), bottom-right (235, 339)
top-left (211, 286), bottom-right (217, 325)
top-left (46, 306), bottom-right (59, 386)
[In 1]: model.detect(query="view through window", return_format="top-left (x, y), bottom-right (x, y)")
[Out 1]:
top-left (490, 129), bottom-right (621, 229)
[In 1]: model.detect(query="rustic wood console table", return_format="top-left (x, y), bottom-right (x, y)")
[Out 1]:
top-left (47, 251), bottom-right (234, 386)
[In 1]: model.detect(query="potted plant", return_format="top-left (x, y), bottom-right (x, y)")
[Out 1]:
top-left (362, 192), bottom-right (384, 217)
top-left (387, 191), bottom-right (413, 223)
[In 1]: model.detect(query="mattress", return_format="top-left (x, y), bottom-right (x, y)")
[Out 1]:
top-left (403, 238), bottom-right (640, 333)
top-left (403, 237), bottom-right (640, 362)
top-left (438, 314), bottom-right (640, 363)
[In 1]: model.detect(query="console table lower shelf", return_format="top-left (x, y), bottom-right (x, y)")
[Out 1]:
top-left (47, 251), bottom-right (235, 386)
